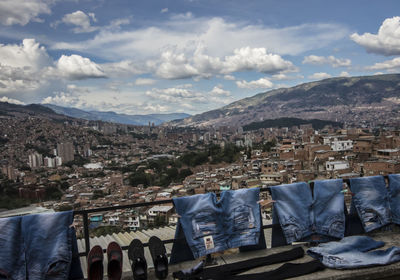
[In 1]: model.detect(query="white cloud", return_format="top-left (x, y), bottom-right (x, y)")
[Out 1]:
top-left (222, 47), bottom-right (297, 74)
top-left (161, 8), bottom-right (169, 13)
top-left (210, 85), bottom-right (231, 96)
top-left (155, 51), bottom-right (199, 79)
top-left (55, 55), bottom-right (107, 80)
top-left (308, 72), bottom-right (332, 80)
top-left (223, 75), bottom-right (236, 80)
top-left (145, 84), bottom-right (233, 113)
top-left (61, 10), bottom-right (98, 33)
top-left (151, 46), bottom-right (296, 80)
top-left (351, 17), bottom-right (400, 56)
top-left (365, 57), bottom-right (400, 71)
top-left (134, 78), bottom-right (156, 86)
top-left (270, 73), bottom-right (304, 80)
top-left (339, 71), bottom-right (350, 77)
top-left (303, 55), bottom-right (351, 67)
top-left (0, 0), bottom-right (52, 26)
top-left (0, 96), bottom-right (25, 105)
top-left (0, 39), bottom-right (51, 70)
top-left (236, 77), bottom-right (274, 89)
top-left (0, 39), bottom-right (52, 93)
top-left (51, 15), bottom-right (348, 60)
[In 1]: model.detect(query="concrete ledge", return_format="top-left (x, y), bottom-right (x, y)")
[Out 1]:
top-left (120, 227), bottom-right (400, 280)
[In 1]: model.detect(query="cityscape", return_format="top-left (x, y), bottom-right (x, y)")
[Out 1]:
top-left (1, 106), bottom-right (399, 237)
top-left (1, 1), bottom-right (400, 279)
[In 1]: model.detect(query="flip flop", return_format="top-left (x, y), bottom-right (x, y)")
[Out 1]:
top-left (128, 239), bottom-right (148, 280)
top-left (149, 236), bottom-right (168, 279)
top-left (87, 245), bottom-right (104, 280)
top-left (107, 242), bottom-right (123, 280)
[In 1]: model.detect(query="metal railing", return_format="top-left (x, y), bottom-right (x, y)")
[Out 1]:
top-left (73, 177), bottom-right (386, 257)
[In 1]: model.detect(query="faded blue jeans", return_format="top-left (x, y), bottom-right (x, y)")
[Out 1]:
top-left (0, 211), bottom-right (73, 280)
top-left (308, 236), bottom-right (400, 269)
top-left (349, 176), bottom-right (391, 232)
top-left (173, 188), bottom-right (261, 258)
top-left (271, 179), bottom-right (345, 244)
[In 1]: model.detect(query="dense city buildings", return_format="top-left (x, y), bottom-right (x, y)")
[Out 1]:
top-left (0, 112), bottom-right (399, 236)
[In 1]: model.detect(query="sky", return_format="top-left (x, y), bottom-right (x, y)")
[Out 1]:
top-left (1, 0), bottom-right (400, 115)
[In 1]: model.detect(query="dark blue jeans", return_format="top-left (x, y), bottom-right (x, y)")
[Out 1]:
top-left (0, 211), bottom-right (74, 280)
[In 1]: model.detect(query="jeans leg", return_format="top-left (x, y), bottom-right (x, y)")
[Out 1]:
top-left (169, 220), bottom-right (195, 264)
top-left (0, 216), bottom-right (25, 280)
top-left (22, 211), bottom-right (73, 280)
top-left (68, 227), bottom-right (84, 280)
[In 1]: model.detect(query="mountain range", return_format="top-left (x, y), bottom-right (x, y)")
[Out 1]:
top-left (172, 74), bottom-right (400, 127)
top-left (42, 104), bottom-right (190, 125)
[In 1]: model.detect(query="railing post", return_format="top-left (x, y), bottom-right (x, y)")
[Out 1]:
top-left (83, 212), bottom-right (90, 256)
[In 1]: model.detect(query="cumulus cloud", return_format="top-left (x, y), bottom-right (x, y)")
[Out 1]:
top-left (151, 47), bottom-right (296, 80)
top-left (210, 85), bottom-right (231, 96)
top-left (0, 39), bottom-right (52, 93)
top-left (308, 72), bottom-right (332, 80)
top-left (0, 39), bottom-right (51, 70)
top-left (236, 77), bottom-right (274, 89)
top-left (60, 10), bottom-right (98, 33)
top-left (365, 57), bottom-right (400, 71)
top-left (145, 84), bottom-right (233, 112)
top-left (351, 17), bottom-right (400, 56)
top-left (155, 51), bottom-right (199, 79)
top-left (222, 47), bottom-right (297, 74)
top-left (161, 8), bottom-right (169, 13)
top-left (55, 55), bottom-right (107, 80)
top-left (339, 71), bottom-right (350, 77)
top-left (134, 78), bottom-right (156, 86)
top-left (0, 0), bottom-right (52, 26)
top-left (0, 96), bottom-right (25, 105)
top-left (303, 55), bottom-right (351, 67)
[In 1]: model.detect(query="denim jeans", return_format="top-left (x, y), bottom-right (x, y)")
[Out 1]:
top-left (349, 176), bottom-right (391, 232)
top-left (308, 236), bottom-right (400, 269)
top-left (389, 174), bottom-right (400, 224)
top-left (0, 211), bottom-right (73, 280)
top-left (172, 188), bottom-right (261, 258)
top-left (270, 179), bottom-right (345, 244)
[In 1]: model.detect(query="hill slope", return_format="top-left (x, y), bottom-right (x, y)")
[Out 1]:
top-left (43, 104), bottom-right (190, 125)
top-left (173, 74), bottom-right (400, 127)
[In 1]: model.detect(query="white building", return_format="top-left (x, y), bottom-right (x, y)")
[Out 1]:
top-left (326, 161), bottom-right (350, 171)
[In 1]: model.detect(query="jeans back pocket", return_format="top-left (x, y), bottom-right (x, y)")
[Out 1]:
top-left (192, 210), bottom-right (218, 239)
top-left (233, 205), bottom-right (255, 231)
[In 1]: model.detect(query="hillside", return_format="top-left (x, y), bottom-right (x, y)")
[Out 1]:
top-left (43, 104), bottom-right (190, 125)
top-left (172, 74), bottom-right (400, 127)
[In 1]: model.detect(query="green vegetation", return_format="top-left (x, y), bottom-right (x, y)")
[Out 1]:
top-left (0, 178), bottom-right (31, 209)
top-left (92, 189), bottom-right (105, 199)
top-left (64, 155), bottom-right (90, 167)
top-left (90, 225), bottom-right (124, 237)
top-left (243, 117), bottom-right (342, 131)
top-left (128, 144), bottom-right (240, 187)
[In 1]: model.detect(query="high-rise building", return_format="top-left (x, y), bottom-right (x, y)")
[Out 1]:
top-left (57, 142), bottom-right (74, 163)
top-left (28, 152), bottom-right (43, 169)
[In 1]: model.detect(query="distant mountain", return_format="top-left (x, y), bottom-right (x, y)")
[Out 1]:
top-left (172, 74), bottom-right (400, 127)
top-left (43, 104), bottom-right (191, 125)
top-left (0, 102), bottom-right (67, 121)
